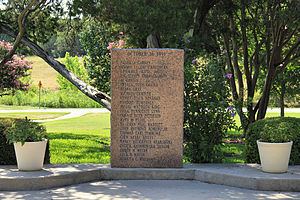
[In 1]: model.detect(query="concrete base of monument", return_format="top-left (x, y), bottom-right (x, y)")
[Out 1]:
top-left (0, 164), bottom-right (300, 192)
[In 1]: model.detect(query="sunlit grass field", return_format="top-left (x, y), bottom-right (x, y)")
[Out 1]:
top-left (43, 113), bottom-right (111, 164)
top-left (26, 56), bottom-right (60, 90)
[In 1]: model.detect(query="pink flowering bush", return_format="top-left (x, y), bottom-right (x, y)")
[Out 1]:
top-left (0, 41), bottom-right (31, 96)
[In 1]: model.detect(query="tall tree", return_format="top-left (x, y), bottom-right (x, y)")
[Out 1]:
top-left (215, 0), bottom-right (300, 130)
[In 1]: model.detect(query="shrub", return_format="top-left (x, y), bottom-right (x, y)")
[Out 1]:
top-left (245, 117), bottom-right (300, 164)
top-left (184, 55), bottom-right (236, 163)
top-left (0, 118), bottom-right (50, 165)
top-left (0, 87), bottom-right (101, 108)
top-left (0, 41), bottom-right (31, 96)
top-left (57, 52), bottom-right (89, 90)
top-left (6, 118), bottom-right (47, 145)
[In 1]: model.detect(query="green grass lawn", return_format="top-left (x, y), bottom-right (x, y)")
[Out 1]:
top-left (233, 112), bottom-right (300, 127)
top-left (0, 112), bottom-right (68, 120)
top-left (265, 112), bottom-right (300, 118)
top-left (221, 143), bottom-right (245, 163)
top-left (43, 113), bottom-right (111, 164)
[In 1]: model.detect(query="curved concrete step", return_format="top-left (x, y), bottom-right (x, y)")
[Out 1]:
top-left (0, 164), bottom-right (299, 191)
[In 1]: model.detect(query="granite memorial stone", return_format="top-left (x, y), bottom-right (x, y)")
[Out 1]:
top-left (111, 49), bottom-right (184, 168)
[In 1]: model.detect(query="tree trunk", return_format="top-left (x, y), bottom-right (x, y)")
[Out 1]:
top-left (146, 33), bottom-right (161, 48)
top-left (280, 78), bottom-right (286, 117)
top-left (258, 67), bottom-right (286, 120)
top-left (0, 24), bottom-right (112, 111)
top-left (192, 0), bottom-right (220, 36)
top-left (257, 69), bottom-right (275, 119)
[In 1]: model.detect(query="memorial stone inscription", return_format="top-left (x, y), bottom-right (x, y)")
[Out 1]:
top-left (111, 49), bottom-right (184, 168)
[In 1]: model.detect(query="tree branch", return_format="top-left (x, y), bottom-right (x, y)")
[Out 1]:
top-left (279, 37), bottom-right (300, 71)
top-left (240, 0), bottom-right (252, 100)
top-left (253, 98), bottom-right (261, 116)
top-left (223, 33), bottom-right (239, 101)
top-left (282, 28), bottom-right (297, 47)
top-left (0, 0), bottom-right (41, 66)
top-left (251, 27), bottom-right (263, 94)
top-left (230, 17), bottom-right (244, 101)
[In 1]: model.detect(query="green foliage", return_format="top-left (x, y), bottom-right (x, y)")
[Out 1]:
top-left (245, 117), bottom-right (300, 164)
top-left (1, 0), bottom-right (63, 45)
top-left (57, 52), bottom-right (89, 90)
top-left (56, 19), bottom-right (85, 57)
top-left (0, 118), bottom-right (16, 164)
top-left (260, 122), bottom-right (296, 143)
top-left (74, 0), bottom-right (192, 48)
top-left (42, 19), bottom-right (85, 57)
top-left (79, 19), bottom-right (117, 94)
top-left (184, 55), bottom-right (236, 163)
top-left (6, 118), bottom-right (47, 145)
top-left (0, 87), bottom-right (101, 108)
top-left (269, 64), bottom-right (300, 107)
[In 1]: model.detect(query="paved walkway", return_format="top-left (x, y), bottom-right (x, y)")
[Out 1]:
top-left (0, 180), bottom-right (299, 200)
top-left (0, 108), bottom-right (110, 122)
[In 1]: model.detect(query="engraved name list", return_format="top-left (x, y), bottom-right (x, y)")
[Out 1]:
top-left (111, 49), bottom-right (184, 168)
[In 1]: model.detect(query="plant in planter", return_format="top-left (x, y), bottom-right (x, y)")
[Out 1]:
top-left (6, 118), bottom-right (47, 171)
top-left (249, 117), bottom-right (297, 173)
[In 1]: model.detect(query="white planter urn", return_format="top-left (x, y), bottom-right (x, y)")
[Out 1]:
top-left (14, 140), bottom-right (47, 171)
top-left (257, 140), bottom-right (293, 173)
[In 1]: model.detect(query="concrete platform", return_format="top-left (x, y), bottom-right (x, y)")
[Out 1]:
top-left (0, 164), bottom-right (300, 191)
top-left (1, 180), bottom-right (300, 200)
